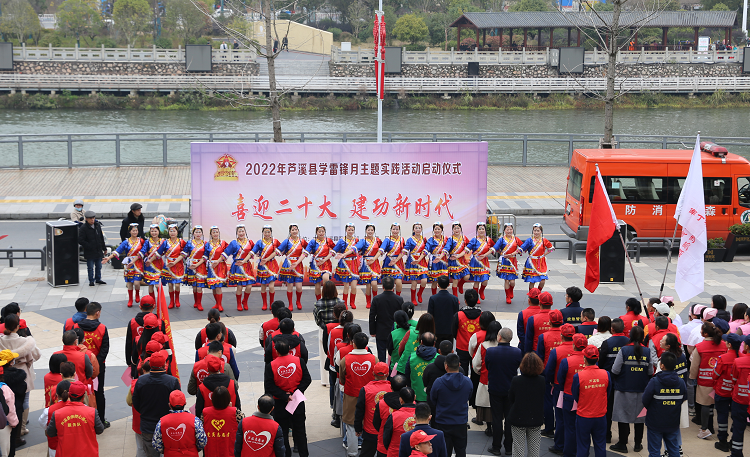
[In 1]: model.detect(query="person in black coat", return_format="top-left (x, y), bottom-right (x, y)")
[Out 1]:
top-left (2, 357), bottom-right (28, 455)
top-left (427, 276), bottom-right (459, 345)
top-left (507, 352), bottom-right (546, 457)
top-left (78, 211), bottom-right (107, 287)
top-left (132, 352), bottom-right (181, 456)
top-left (369, 276), bottom-right (404, 362)
top-left (120, 203), bottom-right (145, 241)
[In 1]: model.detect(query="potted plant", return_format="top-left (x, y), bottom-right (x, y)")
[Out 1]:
top-left (705, 237), bottom-right (726, 262)
top-left (723, 223), bottom-right (750, 261)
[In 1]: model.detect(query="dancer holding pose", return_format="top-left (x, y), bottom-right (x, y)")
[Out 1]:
top-left (307, 225), bottom-right (336, 300)
top-left (225, 224), bottom-right (256, 311)
top-left (278, 224), bottom-right (308, 311)
top-left (467, 222), bottom-right (492, 304)
top-left (204, 226), bottom-right (229, 311)
top-left (520, 223), bottom-right (555, 291)
top-left (445, 221), bottom-right (471, 300)
top-left (103, 223), bottom-right (144, 308)
top-left (356, 224), bottom-right (382, 310)
top-left (491, 223), bottom-right (523, 304)
top-left (425, 222), bottom-right (448, 296)
top-left (404, 223), bottom-right (428, 304)
top-left (182, 226), bottom-right (207, 311)
top-left (333, 223), bottom-right (360, 309)
top-left (253, 225), bottom-right (280, 311)
top-left (156, 224), bottom-right (187, 308)
top-left (380, 223), bottom-right (407, 299)
top-left (140, 224), bottom-right (164, 300)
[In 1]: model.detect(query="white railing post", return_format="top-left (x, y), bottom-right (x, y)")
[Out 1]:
top-left (75, 43), bottom-right (79, 60)
top-left (426, 47), bottom-right (430, 63)
top-left (498, 47), bottom-right (501, 63)
top-left (127, 45), bottom-right (131, 60)
top-left (22, 42), bottom-right (26, 60)
top-left (153, 45), bottom-right (157, 61)
top-left (49, 43), bottom-right (52, 60)
top-left (451, 47), bottom-right (455, 64)
top-left (102, 44), bottom-right (105, 61)
top-left (522, 47), bottom-right (526, 64)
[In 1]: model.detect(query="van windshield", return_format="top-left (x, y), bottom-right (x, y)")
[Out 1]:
top-left (567, 167), bottom-right (583, 201)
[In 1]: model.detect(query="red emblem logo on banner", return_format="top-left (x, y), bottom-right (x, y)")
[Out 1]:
top-left (215, 154), bottom-right (239, 181)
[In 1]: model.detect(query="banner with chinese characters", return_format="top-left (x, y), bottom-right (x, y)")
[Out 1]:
top-left (190, 142), bottom-right (488, 241)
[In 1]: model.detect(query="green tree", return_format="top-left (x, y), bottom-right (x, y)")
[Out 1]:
top-left (56, 0), bottom-right (104, 46)
top-left (509, 0), bottom-right (552, 11)
top-left (0, 0), bottom-right (41, 44)
top-left (711, 2), bottom-right (729, 9)
top-left (587, 1), bottom-right (614, 10)
top-left (165, 0), bottom-right (211, 46)
top-left (112, 0), bottom-right (151, 45)
top-left (701, 0), bottom-right (740, 11)
top-left (347, 0), bottom-right (371, 39)
top-left (392, 13), bottom-right (429, 45)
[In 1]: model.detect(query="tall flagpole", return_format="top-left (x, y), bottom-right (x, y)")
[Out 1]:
top-left (374, 0), bottom-right (385, 143)
top-left (618, 227), bottom-right (643, 301)
top-left (658, 131), bottom-right (699, 298)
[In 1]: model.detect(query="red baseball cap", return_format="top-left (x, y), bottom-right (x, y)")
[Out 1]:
top-left (560, 323), bottom-right (575, 336)
top-left (151, 331), bottom-right (168, 344)
top-left (374, 362), bottom-right (389, 376)
top-left (140, 295), bottom-right (155, 307)
top-left (527, 288), bottom-right (540, 299)
top-left (573, 334), bottom-right (588, 349)
top-left (146, 340), bottom-right (161, 353)
top-left (583, 345), bottom-right (600, 360)
top-left (206, 354), bottom-right (223, 373)
top-left (539, 291), bottom-right (553, 306)
top-left (69, 381), bottom-right (87, 398)
top-left (144, 313), bottom-right (159, 328)
top-left (549, 310), bottom-right (564, 325)
top-left (410, 430), bottom-right (436, 447)
top-left (169, 390), bottom-right (186, 407)
top-left (150, 351), bottom-right (167, 369)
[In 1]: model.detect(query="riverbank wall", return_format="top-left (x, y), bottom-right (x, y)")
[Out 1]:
top-left (0, 61), bottom-right (260, 76)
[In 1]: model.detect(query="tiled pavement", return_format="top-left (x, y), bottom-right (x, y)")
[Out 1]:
top-left (7, 246), bottom-right (750, 456)
top-left (0, 166), bottom-right (567, 219)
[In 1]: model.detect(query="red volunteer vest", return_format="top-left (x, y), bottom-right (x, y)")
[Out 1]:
top-left (336, 343), bottom-right (354, 378)
top-left (552, 341), bottom-right (576, 385)
top-left (387, 407), bottom-right (417, 457)
top-left (64, 318), bottom-right (77, 331)
top-left (130, 316), bottom-right (161, 341)
top-left (522, 305), bottom-right (541, 331)
top-left (377, 399), bottom-right (398, 454)
top-left (471, 331), bottom-right (487, 358)
top-left (530, 310), bottom-right (551, 352)
top-left (240, 415), bottom-right (279, 457)
top-left (696, 340), bottom-right (727, 387)
top-left (732, 356), bottom-right (750, 404)
top-left (192, 357), bottom-right (225, 385)
top-left (47, 399), bottom-right (68, 450)
top-left (54, 402), bottom-right (99, 456)
top-left (54, 346), bottom-right (89, 383)
top-left (271, 355), bottom-right (303, 398)
top-left (130, 379), bottom-right (141, 434)
top-left (261, 319), bottom-right (280, 345)
top-left (344, 352), bottom-right (378, 397)
top-left (479, 345), bottom-right (489, 385)
top-left (199, 379), bottom-right (237, 408)
top-left (197, 342), bottom-right (232, 364)
top-left (160, 411), bottom-right (198, 457)
top-left (563, 352), bottom-right (586, 395)
top-left (715, 351), bottom-right (739, 398)
top-left (646, 321), bottom-right (678, 341)
top-left (576, 366), bottom-right (609, 418)
top-left (81, 323), bottom-right (107, 357)
top-left (327, 324), bottom-right (344, 361)
top-left (270, 337), bottom-right (301, 360)
top-left (202, 406), bottom-right (238, 457)
top-left (456, 311), bottom-right (480, 352)
top-left (620, 312), bottom-right (649, 335)
top-left (201, 326), bottom-right (233, 347)
top-left (541, 328), bottom-right (563, 365)
top-left (362, 380), bottom-right (391, 435)
top-left (44, 372), bottom-right (62, 407)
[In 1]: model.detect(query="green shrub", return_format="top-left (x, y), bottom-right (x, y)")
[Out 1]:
top-left (328, 27), bottom-right (342, 41)
top-left (729, 223), bottom-right (750, 236)
top-left (707, 237), bottom-right (725, 248)
top-left (154, 37), bottom-right (172, 49)
top-left (404, 44), bottom-right (426, 51)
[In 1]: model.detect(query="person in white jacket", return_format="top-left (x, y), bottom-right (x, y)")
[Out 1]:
top-left (0, 314), bottom-right (41, 437)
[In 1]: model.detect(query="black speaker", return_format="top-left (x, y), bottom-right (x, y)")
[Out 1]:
top-left (47, 221), bottom-right (80, 287)
top-left (599, 225), bottom-right (625, 283)
top-left (468, 62), bottom-right (479, 76)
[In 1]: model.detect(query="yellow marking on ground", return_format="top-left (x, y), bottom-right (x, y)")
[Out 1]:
top-left (487, 195), bottom-right (564, 199)
top-left (1, 198), bottom-right (189, 203)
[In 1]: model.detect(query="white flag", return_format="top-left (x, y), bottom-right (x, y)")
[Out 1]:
top-left (674, 135), bottom-right (706, 302)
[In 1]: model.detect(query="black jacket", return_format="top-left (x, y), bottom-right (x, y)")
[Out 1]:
top-left (264, 333), bottom-right (308, 364)
top-left (132, 371), bottom-right (181, 434)
top-left (78, 220), bottom-right (106, 260)
top-left (369, 291), bottom-right (404, 341)
top-left (428, 290), bottom-right (459, 336)
top-left (125, 312), bottom-right (165, 366)
top-left (372, 391), bottom-right (402, 432)
top-left (451, 307), bottom-right (482, 341)
top-left (423, 354), bottom-right (465, 401)
top-left (77, 318), bottom-right (110, 364)
top-left (196, 373), bottom-right (241, 417)
top-left (508, 374), bottom-right (546, 428)
top-left (120, 211), bottom-right (145, 241)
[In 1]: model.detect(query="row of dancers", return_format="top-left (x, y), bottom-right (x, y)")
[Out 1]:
top-left (103, 221), bottom-right (556, 312)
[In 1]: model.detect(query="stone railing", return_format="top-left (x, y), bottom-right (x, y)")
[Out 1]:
top-left (331, 45), bottom-right (745, 66)
top-left (12, 44), bottom-right (256, 64)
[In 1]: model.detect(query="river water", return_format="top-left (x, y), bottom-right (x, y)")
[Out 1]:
top-left (1, 107), bottom-right (749, 165)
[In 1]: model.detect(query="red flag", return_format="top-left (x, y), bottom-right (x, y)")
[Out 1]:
top-left (584, 169), bottom-right (618, 293)
top-left (156, 283), bottom-right (180, 382)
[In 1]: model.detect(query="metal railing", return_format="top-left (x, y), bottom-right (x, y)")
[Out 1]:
top-left (331, 45), bottom-right (745, 66)
top-left (2, 75), bottom-right (749, 93)
top-left (12, 44), bottom-right (257, 63)
top-left (0, 248), bottom-right (46, 270)
top-left (2, 132), bottom-right (750, 169)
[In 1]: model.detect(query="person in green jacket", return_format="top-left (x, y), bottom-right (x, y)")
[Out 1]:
top-left (397, 313), bottom-right (436, 374)
top-left (405, 332), bottom-right (438, 401)
top-left (402, 302), bottom-right (418, 328)
top-left (388, 311), bottom-right (413, 371)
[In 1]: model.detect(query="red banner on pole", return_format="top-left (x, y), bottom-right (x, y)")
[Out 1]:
top-left (584, 170), bottom-right (618, 293)
top-left (156, 282), bottom-right (180, 382)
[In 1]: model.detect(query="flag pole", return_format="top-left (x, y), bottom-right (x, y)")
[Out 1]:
top-left (658, 220), bottom-right (679, 298)
top-left (617, 228), bottom-right (644, 301)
